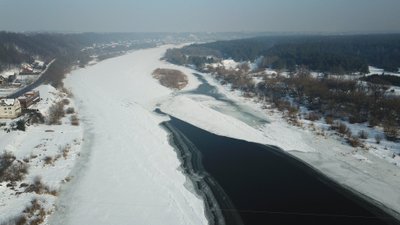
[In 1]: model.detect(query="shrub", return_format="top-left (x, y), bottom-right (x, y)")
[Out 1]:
top-left (16, 119), bottom-right (26, 131)
top-left (29, 112), bottom-right (45, 124)
top-left (383, 123), bottom-right (399, 141)
top-left (332, 122), bottom-right (350, 136)
top-left (25, 176), bottom-right (57, 196)
top-left (61, 87), bottom-right (73, 97)
top-left (15, 215), bottom-right (27, 225)
top-left (47, 101), bottom-right (65, 125)
top-left (274, 99), bottom-right (291, 112)
top-left (288, 117), bottom-right (302, 127)
top-left (368, 117), bottom-right (379, 128)
top-left (347, 136), bottom-right (362, 147)
top-left (348, 116), bottom-right (357, 124)
top-left (306, 112), bottom-right (321, 121)
top-left (62, 98), bottom-right (70, 105)
top-left (0, 151), bottom-right (16, 166)
top-left (0, 161), bottom-right (29, 182)
top-left (70, 115), bottom-right (79, 126)
top-left (325, 116), bottom-right (334, 125)
top-left (287, 105), bottom-right (299, 118)
top-left (358, 130), bottom-right (369, 139)
top-left (61, 145), bottom-right (71, 159)
top-left (16, 199), bottom-right (47, 225)
top-left (0, 151), bottom-right (16, 181)
top-left (338, 122), bottom-right (349, 135)
top-left (66, 107), bottom-right (75, 114)
top-left (375, 134), bottom-right (383, 144)
top-left (43, 156), bottom-right (53, 166)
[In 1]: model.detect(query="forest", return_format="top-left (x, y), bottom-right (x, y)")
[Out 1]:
top-left (165, 34), bottom-right (400, 74)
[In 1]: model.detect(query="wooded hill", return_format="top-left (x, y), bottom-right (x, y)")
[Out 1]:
top-left (0, 32), bottom-right (162, 70)
top-left (165, 34), bottom-right (400, 74)
top-left (0, 32), bottom-right (160, 87)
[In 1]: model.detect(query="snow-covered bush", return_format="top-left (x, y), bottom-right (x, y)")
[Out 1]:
top-left (347, 136), bottom-right (362, 147)
top-left (375, 134), bottom-right (383, 144)
top-left (358, 130), bottom-right (369, 139)
top-left (0, 161), bottom-right (29, 182)
top-left (46, 101), bottom-right (65, 125)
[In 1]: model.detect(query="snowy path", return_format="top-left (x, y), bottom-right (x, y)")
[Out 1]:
top-left (50, 46), bottom-right (207, 225)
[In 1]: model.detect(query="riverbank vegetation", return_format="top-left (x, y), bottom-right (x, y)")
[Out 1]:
top-left (152, 68), bottom-right (188, 90)
top-left (213, 67), bottom-right (399, 143)
top-left (165, 35), bottom-right (400, 144)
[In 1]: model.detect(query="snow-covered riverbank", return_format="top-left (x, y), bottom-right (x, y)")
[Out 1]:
top-left (159, 67), bottom-right (400, 220)
top-left (0, 84), bottom-right (83, 224)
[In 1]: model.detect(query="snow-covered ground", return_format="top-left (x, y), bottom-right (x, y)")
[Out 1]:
top-left (0, 87), bottom-right (19, 98)
top-left (0, 84), bottom-right (83, 224)
top-left (368, 66), bottom-right (400, 76)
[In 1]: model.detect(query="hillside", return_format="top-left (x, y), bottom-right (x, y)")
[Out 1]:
top-left (165, 34), bottom-right (400, 74)
top-left (0, 32), bottom-right (161, 87)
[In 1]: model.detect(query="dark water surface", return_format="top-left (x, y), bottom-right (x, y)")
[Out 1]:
top-left (163, 116), bottom-right (400, 225)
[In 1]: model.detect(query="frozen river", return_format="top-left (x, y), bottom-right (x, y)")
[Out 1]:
top-left (49, 46), bottom-right (208, 225)
top-left (49, 45), bottom-right (400, 225)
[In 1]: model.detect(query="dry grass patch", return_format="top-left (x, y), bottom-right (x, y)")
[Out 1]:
top-left (25, 176), bottom-right (58, 196)
top-left (5, 199), bottom-right (48, 225)
top-left (152, 68), bottom-right (188, 90)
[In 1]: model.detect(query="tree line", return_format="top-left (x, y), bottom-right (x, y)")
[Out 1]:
top-left (165, 34), bottom-right (400, 74)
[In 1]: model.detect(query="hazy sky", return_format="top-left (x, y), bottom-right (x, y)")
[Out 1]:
top-left (0, 0), bottom-right (399, 33)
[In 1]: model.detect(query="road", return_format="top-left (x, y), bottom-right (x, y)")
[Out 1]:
top-left (7, 59), bottom-right (56, 99)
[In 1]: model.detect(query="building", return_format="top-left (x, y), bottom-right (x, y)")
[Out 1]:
top-left (0, 99), bottom-right (22, 119)
top-left (18, 91), bottom-right (40, 109)
top-left (20, 64), bottom-right (34, 75)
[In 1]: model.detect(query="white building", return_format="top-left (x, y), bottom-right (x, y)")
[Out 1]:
top-left (0, 99), bottom-right (22, 119)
